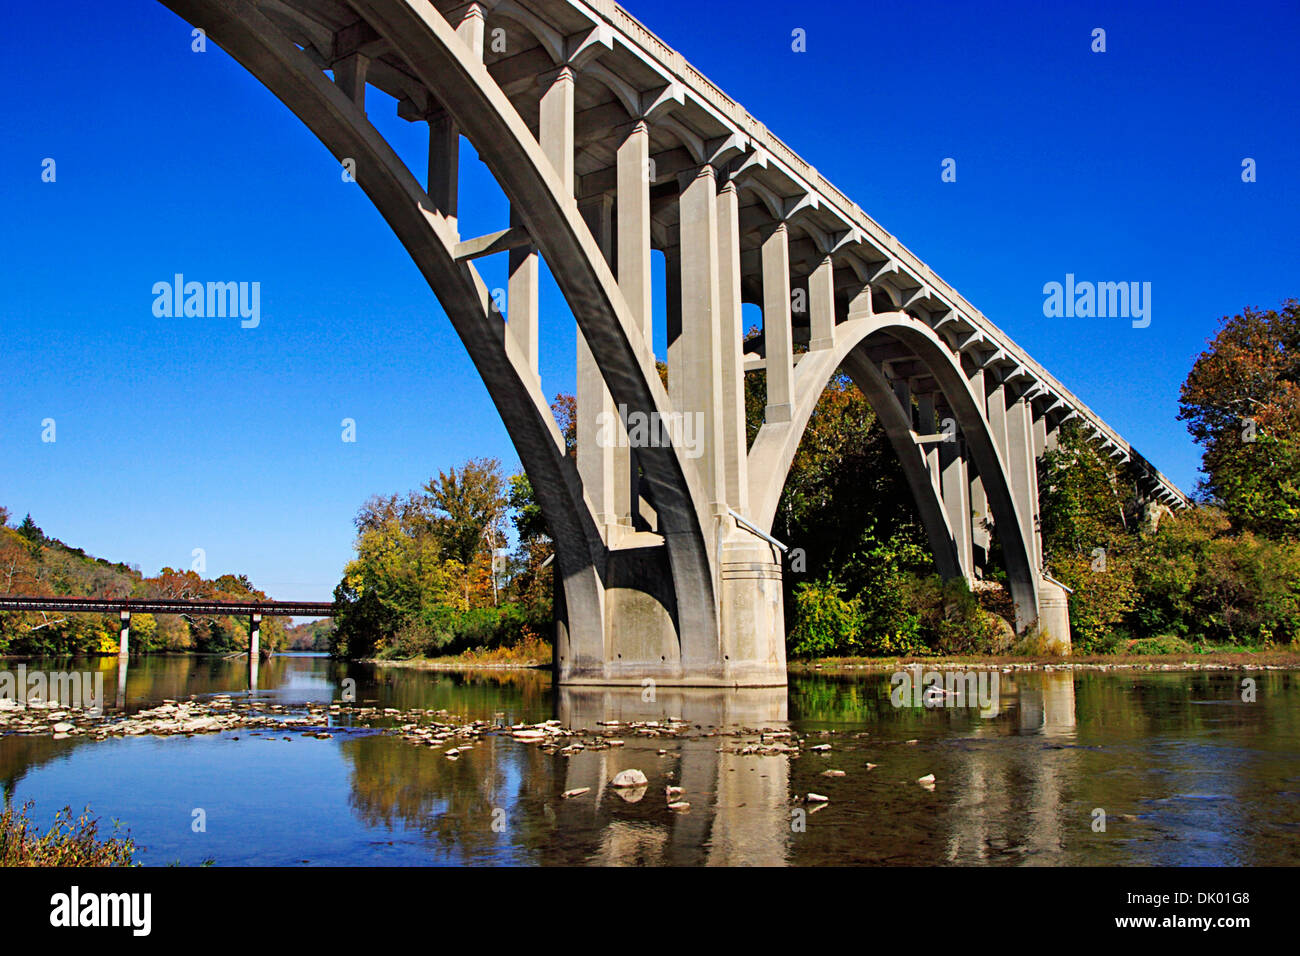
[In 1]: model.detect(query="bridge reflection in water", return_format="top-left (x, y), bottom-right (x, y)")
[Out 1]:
top-left (556, 686), bottom-right (791, 866)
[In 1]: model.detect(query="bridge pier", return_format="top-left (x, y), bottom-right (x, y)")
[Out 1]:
top-left (118, 609), bottom-right (130, 658)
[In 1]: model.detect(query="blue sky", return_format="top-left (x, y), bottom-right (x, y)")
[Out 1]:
top-left (3, 0), bottom-right (1297, 600)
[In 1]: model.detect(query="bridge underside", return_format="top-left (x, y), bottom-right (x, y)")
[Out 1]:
top-left (158, 0), bottom-right (1187, 684)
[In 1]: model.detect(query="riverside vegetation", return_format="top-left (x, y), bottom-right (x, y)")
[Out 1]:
top-left (2, 301), bottom-right (1295, 664)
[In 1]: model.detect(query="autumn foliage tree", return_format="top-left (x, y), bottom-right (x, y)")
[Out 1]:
top-left (1179, 299), bottom-right (1300, 537)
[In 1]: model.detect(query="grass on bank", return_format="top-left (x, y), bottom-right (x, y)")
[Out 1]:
top-left (370, 632), bottom-right (551, 668)
top-left (0, 802), bottom-right (137, 866)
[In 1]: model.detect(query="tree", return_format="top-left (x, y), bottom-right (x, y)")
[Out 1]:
top-left (422, 458), bottom-right (507, 568)
top-left (16, 514), bottom-right (44, 547)
top-left (1179, 299), bottom-right (1300, 537)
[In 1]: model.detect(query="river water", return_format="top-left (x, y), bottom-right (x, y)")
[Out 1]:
top-left (1, 655), bottom-right (1297, 866)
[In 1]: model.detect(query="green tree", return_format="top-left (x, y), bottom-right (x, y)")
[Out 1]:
top-left (1179, 299), bottom-right (1300, 537)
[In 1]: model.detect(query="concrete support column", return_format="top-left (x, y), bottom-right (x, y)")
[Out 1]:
top-left (424, 4), bottom-right (484, 237)
top-left (617, 123), bottom-right (652, 338)
top-left (969, 466), bottom-right (990, 561)
top-left (1033, 404), bottom-right (1048, 462)
top-left (578, 194), bottom-right (619, 532)
top-left (892, 376), bottom-right (912, 426)
top-left (508, 208), bottom-right (539, 376)
top-left (510, 65), bottom-right (574, 379)
top-left (248, 612), bottom-right (262, 689)
top-left (1045, 417), bottom-right (1060, 453)
top-left (760, 224), bottom-right (794, 423)
top-left (917, 392), bottom-right (941, 495)
top-left (538, 67), bottom-right (575, 191)
top-left (617, 122), bottom-right (652, 527)
top-left (808, 255), bottom-right (836, 350)
top-left (427, 109), bottom-right (459, 235)
top-left (333, 53), bottom-right (368, 108)
top-left (1005, 395), bottom-right (1042, 572)
top-left (716, 180), bottom-right (748, 514)
top-left (986, 376), bottom-right (1010, 463)
top-left (675, 165), bottom-right (726, 509)
top-left (118, 609), bottom-right (130, 658)
top-left (967, 366), bottom-right (991, 561)
top-left (455, 2), bottom-right (486, 57)
top-left (847, 282), bottom-right (873, 321)
top-left (940, 439), bottom-right (974, 580)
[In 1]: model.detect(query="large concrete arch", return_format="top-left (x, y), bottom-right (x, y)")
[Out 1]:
top-left (157, 0), bottom-right (616, 667)
top-left (160, 0), bottom-right (725, 677)
top-left (747, 313), bottom-right (1042, 630)
top-left (343, 0), bottom-right (723, 669)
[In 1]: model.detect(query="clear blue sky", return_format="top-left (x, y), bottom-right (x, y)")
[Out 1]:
top-left (3, 0), bottom-right (1297, 600)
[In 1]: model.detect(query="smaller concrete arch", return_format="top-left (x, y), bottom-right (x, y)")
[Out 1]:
top-left (747, 313), bottom-right (1041, 630)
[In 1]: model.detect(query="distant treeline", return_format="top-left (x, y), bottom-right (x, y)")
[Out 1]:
top-left (0, 510), bottom-right (287, 656)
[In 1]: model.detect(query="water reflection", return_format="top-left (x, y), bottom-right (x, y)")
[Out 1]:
top-left (2, 657), bottom-right (1298, 866)
top-left (554, 687), bottom-right (791, 866)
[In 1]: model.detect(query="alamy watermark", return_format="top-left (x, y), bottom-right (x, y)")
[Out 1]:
top-left (151, 274), bottom-right (261, 328)
top-left (1042, 274), bottom-right (1151, 328)
top-left (0, 665), bottom-right (104, 716)
top-left (596, 405), bottom-right (705, 459)
top-left (890, 665), bottom-right (999, 712)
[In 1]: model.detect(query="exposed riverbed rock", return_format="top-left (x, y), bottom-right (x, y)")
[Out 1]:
top-left (611, 769), bottom-right (648, 788)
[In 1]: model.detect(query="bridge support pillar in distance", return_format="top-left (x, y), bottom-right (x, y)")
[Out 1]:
top-left (118, 609), bottom-right (130, 657)
top-left (248, 613), bottom-right (262, 690)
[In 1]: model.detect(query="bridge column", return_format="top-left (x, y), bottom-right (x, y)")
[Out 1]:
top-left (427, 107), bottom-right (458, 236)
top-left (1032, 401), bottom-right (1049, 464)
top-left (675, 164), bottom-right (727, 510)
top-left (760, 223), bottom-right (794, 424)
top-left (917, 393), bottom-right (941, 495)
top-left (1005, 393), bottom-right (1040, 572)
top-left (118, 609), bottom-right (130, 658)
top-left (333, 53), bottom-right (368, 109)
top-left (618, 121), bottom-right (653, 527)
top-left (1005, 391), bottom-right (1069, 649)
top-left (248, 613), bottom-right (262, 690)
top-left (716, 180), bottom-right (748, 514)
top-left (847, 282), bottom-right (873, 321)
top-left (509, 63), bottom-right (574, 377)
top-left (507, 209), bottom-right (539, 375)
top-left (940, 437), bottom-right (974, 581)
top-left (808, 255), bottom-right (836, 351)
top-left (423, 5), bottom-right (484, 238)
top-left (966, 365), bottom-right (991, 566)
top-left (578, 193), bottom-right (620, 534)
top-left (985, 375), bottom-right (1010, 463)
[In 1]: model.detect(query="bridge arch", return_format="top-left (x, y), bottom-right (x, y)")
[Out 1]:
top-left (747, 313), bottom-right (1042, 630)
top-left (133, 0), bottom-right (1167, 674)
top-left (159, 0), bottom-right (727, 678)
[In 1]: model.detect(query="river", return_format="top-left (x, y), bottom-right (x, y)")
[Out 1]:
top-left (1, 655), bottom-right (1297, 866)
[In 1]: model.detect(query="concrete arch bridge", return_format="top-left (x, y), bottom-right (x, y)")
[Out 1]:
top-left (158, 0), bottom-right (1188, 686)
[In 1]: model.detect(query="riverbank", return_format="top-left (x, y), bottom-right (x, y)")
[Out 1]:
top-left (364, 647), bottom-right (1300, 674)
top-left (790, 649), bottom-right (1300, 674)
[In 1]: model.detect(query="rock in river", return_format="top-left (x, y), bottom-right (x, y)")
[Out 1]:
top-left (611, 769), bottom-right (648, 788)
